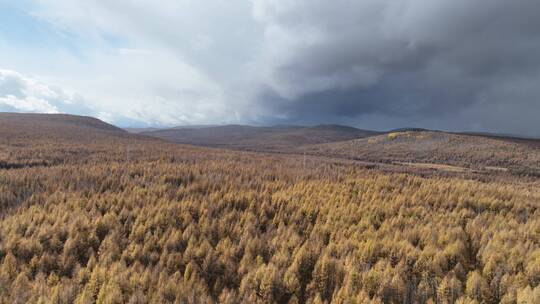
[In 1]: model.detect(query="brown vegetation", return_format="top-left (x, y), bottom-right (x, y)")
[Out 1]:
top-left (0, 114), bottom-right (539, 303)
top-left (301, 131), bottom-right (540, 177)
top-left (142, 125), bottom-right (379, 151)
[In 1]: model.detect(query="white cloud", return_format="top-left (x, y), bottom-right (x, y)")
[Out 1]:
top-left (50, 46), bottom-right (242, 126)
top-left (0, 95), bottom-right (58, 113)
top-left (8, 0), bottom-right (261, 126)
top-left (0, 69), bottom-right (67, 113)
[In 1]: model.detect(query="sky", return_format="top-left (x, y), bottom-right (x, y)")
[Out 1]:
top-left (1, 0), bottom-right (540, 136)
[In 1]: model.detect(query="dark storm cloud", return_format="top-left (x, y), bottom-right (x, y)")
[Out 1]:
top-left (253, 0), bottom-right (540, 136)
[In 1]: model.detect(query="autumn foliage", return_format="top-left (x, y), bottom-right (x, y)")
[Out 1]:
top-left (0, 116), bottom-right (539, 303)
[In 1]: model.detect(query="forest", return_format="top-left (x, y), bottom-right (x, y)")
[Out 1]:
top-left (0, 115), bottom-right (539, 303)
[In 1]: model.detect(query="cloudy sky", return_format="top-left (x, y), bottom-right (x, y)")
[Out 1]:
top-left (1, 0), bottom-right (540, 135)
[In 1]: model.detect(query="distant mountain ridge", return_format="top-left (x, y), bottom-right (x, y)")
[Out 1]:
top-left (1, 112), bottom-right (539, 176)
top-left (142, 124), bottom-right (381, 151)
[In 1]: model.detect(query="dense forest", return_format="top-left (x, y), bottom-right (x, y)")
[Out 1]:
top-left (0, 115), bottom-right (539, 303)
top-left (301, 131), bottom-right (540, 177)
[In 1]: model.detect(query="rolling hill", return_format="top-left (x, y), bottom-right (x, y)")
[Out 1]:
top-left (299, 130), bottom-right (540, 175)
top-left (140, 122), bottom-right (540, 176)
top-left (0, 112), bottom-right (159, 168)
top-left (0, 112), bottom-right (126, 140)
top-left (3, 112), bottom-right (539, 176)
top-left (142, 124), bottom-right (380, 151)
top-left (1, 112), bottom-right (539, 303)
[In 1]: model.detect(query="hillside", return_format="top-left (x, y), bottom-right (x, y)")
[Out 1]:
top-left (143, 124), bottom-right (380, 151)
top-left (300, 130), bottom-right (540, 176)
top-left (0, 112), bottom-right (127, 140)
top-left (0, 112), bottom-right (158, 169)
top-left (0, 114), bottom-right (539, 303)
top-left (143, 123), bottom-right (540, 176)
